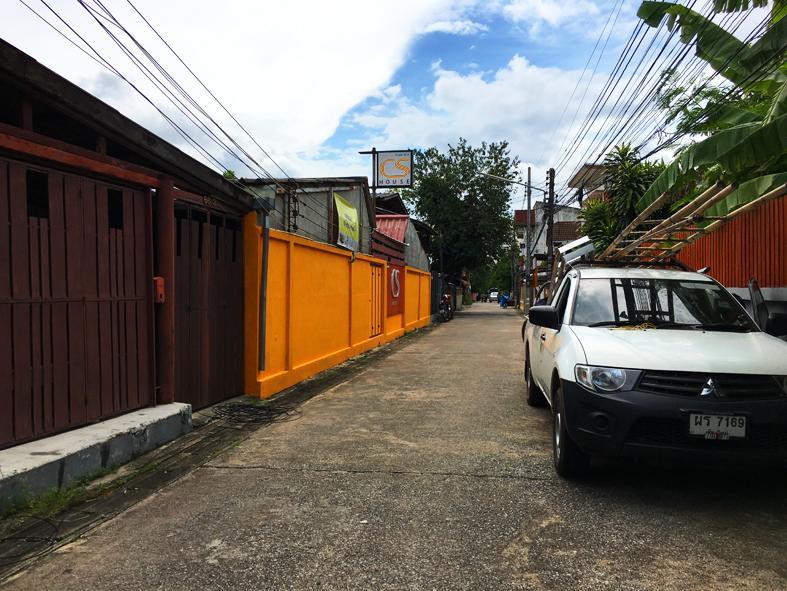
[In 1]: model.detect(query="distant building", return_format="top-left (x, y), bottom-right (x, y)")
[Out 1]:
top-left (568, 163), bottom-right (606, 203)
top-left (242, 177), bottom-right (376, 254)
top-left (514, 201), bottom-right (581, 259)
top-left (371, 192), bottom-right (432, 272)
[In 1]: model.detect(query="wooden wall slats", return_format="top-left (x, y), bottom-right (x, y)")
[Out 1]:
top-left (0, 158), bottom-right (154, 449)
top-left (678, 196), bottom-right (786, 288)
top-left (0, 161), bottom-right (12, 446)
top-left (74, 178), bottom-right (93, 424)
top-left (9, 163), bottom-right (32, 441)
top-left (174, 204), bottom-right (243, 409)
top-left (0, 161), bottom-right (9, 301)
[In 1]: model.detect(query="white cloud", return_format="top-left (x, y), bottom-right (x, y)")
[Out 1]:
top-left (423, 19), bottom-right (489, 35)
top-left (348, 54), bottom-right (611, 183)
top-left (502, 0), bottom-right (600, 27)
top-left (0, 0), bottom-right (637, 186)
top-left (1, 0), bottom-right (476, 178)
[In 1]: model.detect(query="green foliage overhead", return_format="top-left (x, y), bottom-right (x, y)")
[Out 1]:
top-left (402, 138), bottom-right (519, 277)
top-left (656, 73), bottom-right (770, 135)
top-left (638, 1), bottom-right (787, 94)
top-left (636, 122), bottom-right (760, 209)
top-left (635, 0), bottom-right (787, 216)
top-left (705, 171), bottom-right (787, 216)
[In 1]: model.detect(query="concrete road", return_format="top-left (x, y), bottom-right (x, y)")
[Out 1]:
top-left (7, 303), bottom-right (787, 590)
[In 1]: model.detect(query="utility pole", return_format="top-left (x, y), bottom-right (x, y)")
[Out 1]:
top-left (524, 167), bottom-right (532, 311)
top-left (546, 167), bottom-right (555, 281)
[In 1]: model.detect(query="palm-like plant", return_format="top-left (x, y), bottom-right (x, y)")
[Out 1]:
top-left (603, 144), bottom-right (664, 228)
top-left (580, 198), bottom-right (619, 252)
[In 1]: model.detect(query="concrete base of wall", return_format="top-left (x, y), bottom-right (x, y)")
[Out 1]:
top-left (0, 404), bottom-right (192, 509)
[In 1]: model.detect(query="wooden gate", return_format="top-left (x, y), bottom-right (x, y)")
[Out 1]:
top-left (0, 157), bottom-right (154, 449)
top-left (174, 203), bottom-right (243, 409)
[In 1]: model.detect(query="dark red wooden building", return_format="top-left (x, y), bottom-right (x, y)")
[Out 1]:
top-left (0, 40), bottom-right (265, 449)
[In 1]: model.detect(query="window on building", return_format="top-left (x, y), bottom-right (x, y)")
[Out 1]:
top-left (108, 189), bottom-right (123, 229)
top-left (26, 170), bottom-right (49, 218)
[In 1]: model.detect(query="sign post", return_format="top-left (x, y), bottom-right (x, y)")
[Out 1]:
top-left (359, 148), bottom-right (414, 190)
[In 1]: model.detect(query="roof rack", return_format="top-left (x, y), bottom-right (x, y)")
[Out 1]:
top-left (543, 241), bottom-right (694, 299)
top-left (571, 258), bottom-right (692, 271)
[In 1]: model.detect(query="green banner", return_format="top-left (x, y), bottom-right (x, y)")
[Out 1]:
top-left (334, 193), bottom-right (359, 251)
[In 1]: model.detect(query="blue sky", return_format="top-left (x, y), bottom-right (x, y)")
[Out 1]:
top-left (1, 0), bottom-right (709, 199)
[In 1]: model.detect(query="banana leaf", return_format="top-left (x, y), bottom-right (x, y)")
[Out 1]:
top-left (715, 114), bottom-right (787, 173)
top-left (635, 122), bottom-right (760, 211)
top-left (705, 172), bottom-right (787, 216)
top-left (765, 80), bottom-right (787, 122)
top-left (696, 103), bottom-right (764, 130)
top-left (712, 0), bottom-right (767, 11)
top-left (638, 2), bottom-right (786, 92)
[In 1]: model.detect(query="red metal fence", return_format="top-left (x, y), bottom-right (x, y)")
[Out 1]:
top-left (678, 196), bottom-right (786, 288)
top-left (0, 157), bottom-right (154, 449)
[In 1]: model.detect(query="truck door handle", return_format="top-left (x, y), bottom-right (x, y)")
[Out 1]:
top-left (540, 333), bottom-right (546, 341)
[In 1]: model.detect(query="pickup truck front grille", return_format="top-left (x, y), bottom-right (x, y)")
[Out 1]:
top-left (627, 419), bottom-right (787, 450)
top-left (638, 371), bottom-right (784, 399)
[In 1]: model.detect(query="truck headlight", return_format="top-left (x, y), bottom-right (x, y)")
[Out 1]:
top-left (575, 365), bottom-right (628, 392)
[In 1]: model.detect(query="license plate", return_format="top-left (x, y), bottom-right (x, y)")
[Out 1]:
top-left (689, 414), bottom-right (746, 440)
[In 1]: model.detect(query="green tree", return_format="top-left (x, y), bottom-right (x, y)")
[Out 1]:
top-left (402, 138), bottom-right (519, 278)
top-left (656, 72), bottom-right (771, 137)
top-left (603, 144), bottom-right (664, 226)
top-left (579, 198), bottom-right (619, 252)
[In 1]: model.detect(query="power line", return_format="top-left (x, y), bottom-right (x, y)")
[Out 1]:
top-left (40, 0), bottom-right (361, 249)
top-left (122, 0), bottom-right (294, 183)
top-left (553, 0), bottom-right (767, 202)
top-left (548, 0), bottom-right (626, 164)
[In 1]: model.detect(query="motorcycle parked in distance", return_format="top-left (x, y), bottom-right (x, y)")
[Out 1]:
top-left (439, 294), bottom-right (454, 321)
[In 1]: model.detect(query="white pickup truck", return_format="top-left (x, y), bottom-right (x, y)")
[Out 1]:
top-left (523, 265), bottom-right (787, 478)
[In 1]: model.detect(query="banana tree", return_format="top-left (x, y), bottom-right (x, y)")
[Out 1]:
top-left (635, 0), bottom-right (787, 217)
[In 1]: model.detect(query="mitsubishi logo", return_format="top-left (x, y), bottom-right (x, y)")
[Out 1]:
top-left (700, 377), bottom-right (717, 397)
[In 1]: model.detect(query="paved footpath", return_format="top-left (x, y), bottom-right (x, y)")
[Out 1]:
top-left (6, 304), bottom-right (787, 590)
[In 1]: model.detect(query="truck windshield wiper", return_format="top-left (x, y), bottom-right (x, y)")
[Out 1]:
top-left (652, 321), bottom-right (695, 329)
top-left (690, 322), bottom-right (752, 332)
top-left (587, 320), bottom-right (645, 327)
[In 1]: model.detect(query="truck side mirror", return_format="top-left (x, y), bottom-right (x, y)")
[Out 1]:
top-left (765, 312), bottom-right (787, 338)
top-left (528, 306), bottom-right (561, 331)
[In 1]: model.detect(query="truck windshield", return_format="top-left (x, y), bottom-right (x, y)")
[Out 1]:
top-left (572, 278), bottom-right (757, 332)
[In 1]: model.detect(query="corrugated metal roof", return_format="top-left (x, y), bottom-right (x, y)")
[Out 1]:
top-left (376, 214), bottom-right (409, 243)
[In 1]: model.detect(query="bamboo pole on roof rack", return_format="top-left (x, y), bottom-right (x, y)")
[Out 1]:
top-left (599, 190), bottom-right (671, 258)
top-left (656, 183), bottom-right (787, 260)
top-left (649, 181), bottom-right (727, 234)
top-left (612, 183), bottom-right (733, 260)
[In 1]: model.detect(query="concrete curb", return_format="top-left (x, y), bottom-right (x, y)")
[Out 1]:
top-left (0, 403), bottom-right (192, 509)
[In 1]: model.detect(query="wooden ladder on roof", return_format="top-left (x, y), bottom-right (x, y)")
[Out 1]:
top-left (598, 181), bottom-right (787, 263)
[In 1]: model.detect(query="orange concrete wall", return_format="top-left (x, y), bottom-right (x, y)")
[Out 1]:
top-left (244, 217), bottom-right (431, 398)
